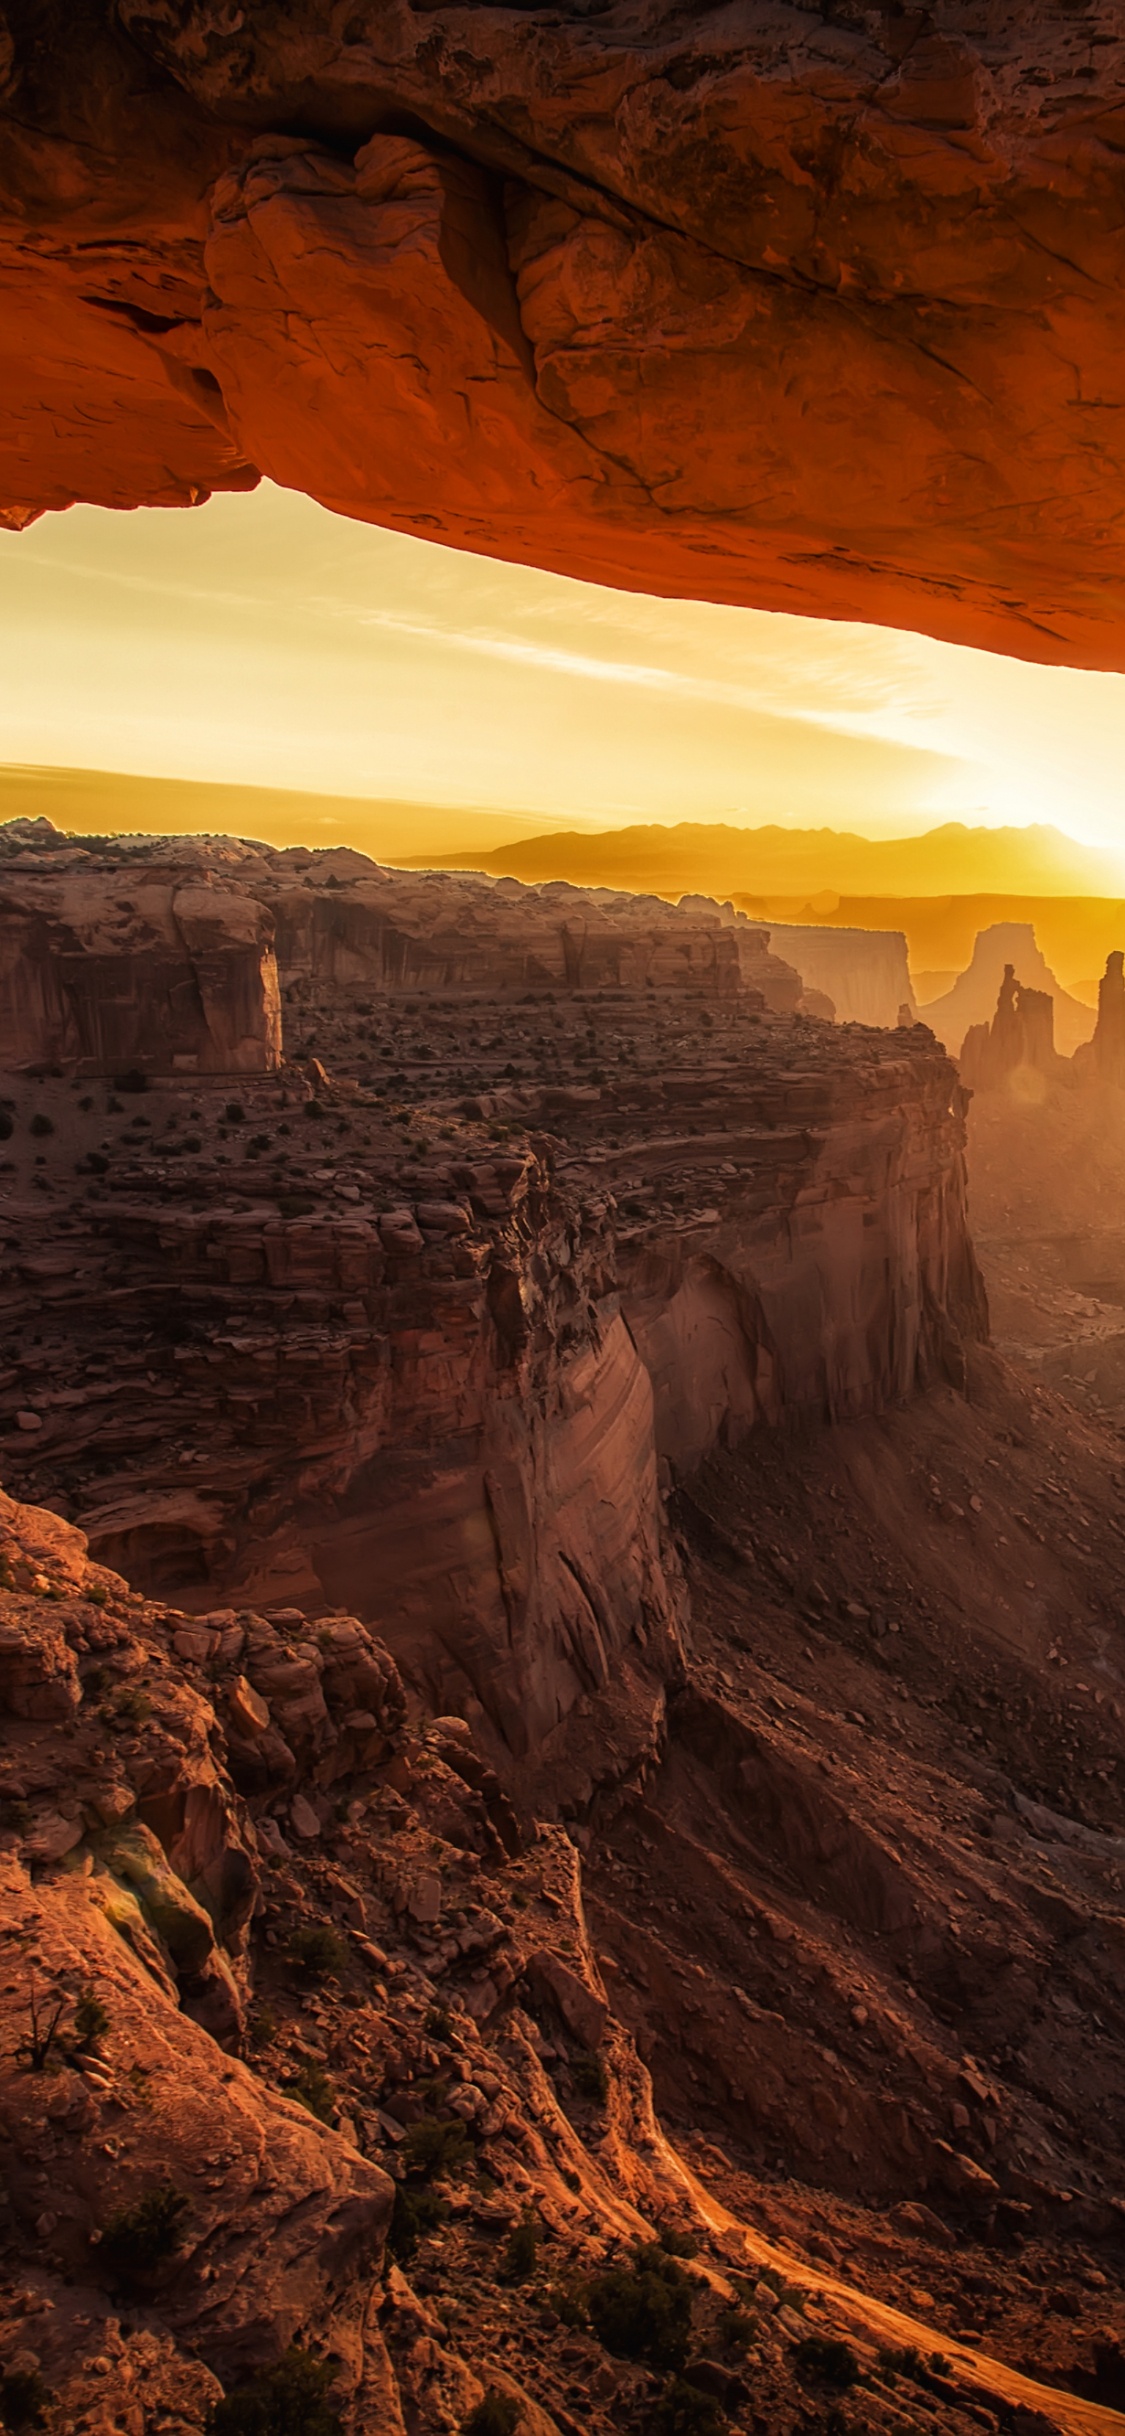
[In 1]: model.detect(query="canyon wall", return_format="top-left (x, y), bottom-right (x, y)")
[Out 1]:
top-left (3, 8), bottom-right (1125, 666)
top-left (0, 841), bottom-right (987, 1796)
top-left (921, 921), bottom-right (1095, 1060)
top-left (757, 920), bottom-right (915, 1030)
top-left (0, 844), bottom-right (282, 1075)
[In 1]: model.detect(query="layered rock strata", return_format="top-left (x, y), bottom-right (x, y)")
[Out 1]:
top-left (5, 7), bottom-right (1125, 664)
top-left (0, 836), bottom-right (985, 1800)
top-left (959, 964), bottom-right (1066, 1097)
top-left (0, 839), bottom-right (282, 1075)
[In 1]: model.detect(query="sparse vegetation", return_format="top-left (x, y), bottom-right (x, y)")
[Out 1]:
top-left (287, 2062), bottom-right (336, 2124)
top-left (225, 1101), bottom-right (245, 1122)
top-left (463, 2393), bottom-right (522, 2436)
top-left (502, 2211), bottom-right (538, 2282)
top-left (651, 2378), bottom-right (727, 2436)
top-left (72, 1985), bottom-right (111, 2052)
top-left (793, 2336), bottom-right (860, 2392)
top-left (28, 1112), bottom-right (54, 1137)
top-left (94, 2183), bottom-right (189, 2284)
top-left (571, 2050), bottom-right (608, 2105)
top-left (288, 1922), bottom-right (346, 1983)
top-left (585, 2244), bottom-right (695, 2368)
top-left (402, 2114), bottom-right (471, 2182)
top-left (205, 2348), bottom-right (343, 2436)
top-left (17, 1974), bottom-right (68, 2072)
top-left (0, 2370), bottom-right (51, 2432)
top-left (388, 2181), bottom-right (449, 2261)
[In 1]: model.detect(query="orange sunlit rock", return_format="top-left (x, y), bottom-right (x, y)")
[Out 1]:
top-left (4, 3), bottom-right (1125, 661)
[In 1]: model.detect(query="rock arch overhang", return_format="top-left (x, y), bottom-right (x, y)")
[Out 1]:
top-left (3, 1), bottom-right (1125, 667)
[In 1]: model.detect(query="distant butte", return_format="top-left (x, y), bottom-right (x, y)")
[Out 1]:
top-left (5, 5), bottom-right (1125, 664)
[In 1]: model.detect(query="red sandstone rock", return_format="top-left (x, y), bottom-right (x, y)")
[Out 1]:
top-left (0, 843), bottom-right (282, 1075)
top-left (4, 7), bottom-right (1125, 661)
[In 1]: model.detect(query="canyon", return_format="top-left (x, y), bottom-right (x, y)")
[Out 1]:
top-left (4, 820), bottom-right (1125, 2436)
top-left (4, 6), bottom-right (1125, 668)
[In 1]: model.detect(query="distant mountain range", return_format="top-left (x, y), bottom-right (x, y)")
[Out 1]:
top-left (405, 819), bottom-right (1125, 901)
top-left (0, 764), bottom-right (566, 863)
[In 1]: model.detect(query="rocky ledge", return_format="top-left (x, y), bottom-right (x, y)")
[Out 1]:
top-left (0, 838), bottom-right (984, 1811)
top-left (3, 6), bottom-right (1125, 663)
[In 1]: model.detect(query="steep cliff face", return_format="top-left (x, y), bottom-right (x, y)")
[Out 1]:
top-left (0, 846), bottom-right (985, 1797)
top-left (263, 864), bottom-right (749, 1001)
top-left (922, 922), bottom-right (1095, 1059)
top-left (0, 846), bottom-right (282, 1075)
top-left (762, 920), bottom-right (916, 1031)
top-left (4, 5), bottom-right (1125, 664)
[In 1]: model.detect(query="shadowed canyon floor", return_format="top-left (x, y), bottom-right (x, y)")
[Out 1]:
top-left (3, 834), bottom-right (1125, 2435)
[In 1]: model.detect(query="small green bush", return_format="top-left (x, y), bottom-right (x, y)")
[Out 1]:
top-left (288, 2063), bottom-right (335, 2124)
top-left (586, 2246), bottom-right (695, 2368)
top-left (401, 2114), bottom-right (471, 2182)
top-left (225, 1101), bottom-right (245, 1123)
top-left (205, 2347), bottom-right (342, 2436)
top-left (651, 2379), bottom-right (727, 2436)
top-left (72, 1985), bottom-right (110, 2051)
top-left (717, 2304), bottom-right (756, 2349)
top-left (95, 2183), bottom-right (188, 2283)
top-left (502, 2212), bottom-right (538, 2282)
top-left (28, 1113), bottom-right (54, 1138)
top-left (0, 2371), bottom-right (51, 2433)
top-left (571, 2051), bottom-right (608, 2105)
top-left (658, 2224), bottom-right (700, 2258)
top-left (288, 1923), bottom-right (346, 1983)
top-left (793, 2336), bottom-right (860, 2392)
top-left (388, 2182), bottom-right (449, 2261)
top-left (463, 2393), bottom-right (522, 2436)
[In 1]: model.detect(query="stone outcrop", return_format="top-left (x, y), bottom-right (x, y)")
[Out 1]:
top-left (922, 922), bottom-right (1095, 1060)
top-left (1074, 948), bottom-right (1125, 1090)
top-left (0, 832), bottom-right (282, 1075)
top-left (0, 832), bottom-right (985, 1802)
top-left (959, 962), bottom-right (1067, 1097)
top-left (759, 919), bottom-right (915, 1031)
top-left (5, 6), bottom-right (1125, 665)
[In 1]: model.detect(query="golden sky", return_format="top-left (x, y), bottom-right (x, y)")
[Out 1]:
top-left (3, 480), bottom-right (1125, 867)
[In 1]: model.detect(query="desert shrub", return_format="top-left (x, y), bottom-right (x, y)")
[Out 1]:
top-left (793, 2336), bottom-right (860, 2392)
top-left (658, 2225), bottom-right (700, 2259)
top-left (287, 2063), bottom-right (335, 2124)
top-left (205, 2348), bottom-right (342, 2436)
top-left (717, 2304), bottom-right (757, 2349)
top-left (28, 1113), bottom-right (53, 1137)
top-left (502, 2212), bottom-right (538, 2282)
top-left (0, 1112), bottom-right (13, 1143)
top-left (876, 2345), bottom-right (924, 2387)
top-left (463, 2394), bottom-right (521, 2436)
top-left (387, 2182), bottom-right (449, 2261)
top-left (288, 1923), bottom-right (346, 1983)
top-left (114, 1686), bottom-right (151, 1724)
top-left (72, 1985), bottom-right (110, 2051)
top-left (546, 2282), bottom-right (587, 2330)
top-left (95, 2183), bottom-right (188, 2283)
top-left (86, 1150), bottom-right (110, 1173)
top-left (401, 2114), bottom-right (471, 2182)
top-left (585, 2246), bottom-right (695, 2368)
top-left (651, 2379), bottom-right (727, 2436)
top-left (0, 2371), bottom-right (51, 2432)
top-left (571, 2051), bottom-right (608, 2105)
top-left (225, 1101), bottom-right (245, 1122)
top-left (113, 1069), bottom-right (148, 1092)
top-left (424, 2004), bottom-right (454, 2040)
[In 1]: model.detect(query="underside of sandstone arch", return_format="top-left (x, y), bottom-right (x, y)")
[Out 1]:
top-left (3, 1), bottom-right (1125, 666)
